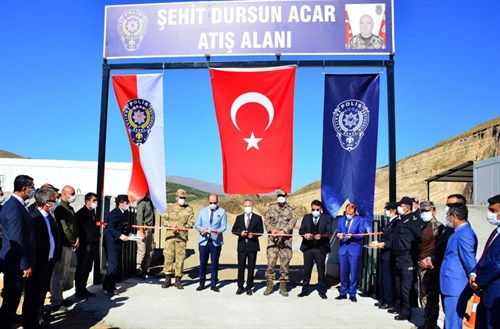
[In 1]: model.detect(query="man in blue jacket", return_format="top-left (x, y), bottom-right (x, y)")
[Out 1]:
top-left (440, 203), bottom-right (477, 329)
top-left (335, 202), bottom-right (366, 302)
top-left (194, 194), bottom-right (227, 292)
top-left (469, 194), bottom-right (500, 329)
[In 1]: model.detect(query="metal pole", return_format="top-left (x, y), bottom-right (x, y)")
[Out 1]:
top-left (94, 59), bottom-right (110, 284)
top-left (386, 55), bottom-right (397, 201)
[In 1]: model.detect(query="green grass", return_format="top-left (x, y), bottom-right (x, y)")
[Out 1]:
top-left (166, 182), bottom-right (210, 203)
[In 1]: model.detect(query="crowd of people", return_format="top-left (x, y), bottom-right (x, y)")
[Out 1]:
top-left (0, 174), bottom-right (499, 329)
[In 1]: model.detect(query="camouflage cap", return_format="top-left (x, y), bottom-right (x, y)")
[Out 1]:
top-left (420, 201), bottom-right (435, 211)
top-left (276, 189), bottom-right (288, 196)
top-left (176, 189), bottom-right (187, 197)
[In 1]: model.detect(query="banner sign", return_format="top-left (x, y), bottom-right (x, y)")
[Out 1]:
top-left (104, 0), bottom-right (394, 59)
top-left (321, 74), bottom-right (380, 229)
top-left (210, 66), bottom-right (296, 194)
top-left (112, 74), bottom-right (167, 215)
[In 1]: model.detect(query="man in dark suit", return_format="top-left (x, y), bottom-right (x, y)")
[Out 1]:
top-left (23, 188), bottom-right (59, 329)
top-left (440, 203), bottom-right (477, 329)
top-left (231, 199), bottom-right (264, 296)
top-left (335, 202), bottom-right (366, 302)
top-left (470, 194), bottom-right (500, 329)
top-left (298, 200), bottom-right (332, 299)
top-left (0, 175), bottom-right (35, 328)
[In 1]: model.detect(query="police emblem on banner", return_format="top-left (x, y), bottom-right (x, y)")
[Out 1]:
top-left (123, 98), bottom-right (155, 145)
top-left (117, 9), bottom-right (148, 52)
top-left (332, 99), bottom-right (370, 151)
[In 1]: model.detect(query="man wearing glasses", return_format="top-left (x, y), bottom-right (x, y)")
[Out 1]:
top-left (0, 175), bottom-right (35, 328)
top-left (161, 189), bottom-right (194, 289)
top-left (194, 193), bottom-right (227, 292)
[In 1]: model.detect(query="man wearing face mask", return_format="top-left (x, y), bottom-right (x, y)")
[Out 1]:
top-left (103, 194), bottom-right (131, 295)
top-left (24, 188), bottom-right (59, 328)
top-left (263, 189), bottom-right (297, 297)
top-left (0, 175), bottom-right (35, 328)
top-left (232, 199), bottom-right (264, 296)
top-left (50, 184), bottom-right (79, 311)
top-left (389, 196), bottom-right (422, 321)
top-left (74, 192), bottom-right (99, 299)
top-left (335, 202), bottom-right (366, 302)
top-left (371, 202), bottom-right (399, 310)
top-left (413, 201), bottom-right (443, 329)
top-left (298, 200), bottom-right (332, 299)
top-left (440, 203), bottom-right (477, 329)
top-left (161, 189), bottom-right (194, 289)
top-left (135, 191), bottom-right (154, 279)
top-left (194, 194), bottom-right (227, 292)
top-left (469, 194), bottom-right (500, 329)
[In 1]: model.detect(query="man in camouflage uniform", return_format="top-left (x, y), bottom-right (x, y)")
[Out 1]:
top-left (263, 189), bottom-right (297, 297)
top-left (415, 201), bottom-right (443, 329)
top-left (161, 189), bottom-right (194, 289)
top-left (347, 14), bottom-right (384, 49)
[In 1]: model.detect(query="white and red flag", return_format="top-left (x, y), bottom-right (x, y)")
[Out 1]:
top-left (345, 10), bottom-right (353, 46)
top-left (379, 11), bottom-right (386, 45)
top-left (112, 73), bottom-right (167, 214)
top-left (210, 66), bottom-right (296, 194)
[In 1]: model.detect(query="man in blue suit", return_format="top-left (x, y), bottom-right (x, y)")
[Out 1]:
top-left (440, 203), bottom-right (477, 329)
top-left (470, 194), bottom-right (500, 329)
top-left (194, 194), bottom-right (227, 292)
top-left (0, 175), bottom-right (35, 328)
top-left (335, 202), bottom-right (366, 302)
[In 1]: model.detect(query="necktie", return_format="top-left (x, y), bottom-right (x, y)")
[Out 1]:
top-left (245, 214), bottom-right (251, 229)
top-left (209, 210), bottom-right (214, 225)
top-left (346, 219), bottom-right (352, 233)
top-left (313, 216), bottom-right (319, 225)
top-left (479, 228), bottom-right (498, 263)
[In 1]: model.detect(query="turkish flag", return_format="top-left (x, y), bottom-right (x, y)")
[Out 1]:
top-left (345, 10), bottom-right (353, 46)
top-left (378, 11), bottom-right (386, 45)
top-left (210, 66), bottom-right (296, 194)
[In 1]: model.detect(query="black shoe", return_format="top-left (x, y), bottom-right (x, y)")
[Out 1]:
top-left (236, 287), bottom-right (244, 295)
top-left (196, 284), bottom-right (205, 291)
top-left (84, 290), bottom-right (96, 297)
top-left (394, 314), bottom-right (409, 321)
top-left (374, 301), bottom-right (382, 307)
top-left (210, 285), bottom-right (220, 292)
top-left (335, 295), bottom-right (347, 300)
top-left (349, 296), bottom-right (357, 302)
top-left (319, 292), bottom-right (328, 299)
top-left (104, 289), bottom-right (118, 296)
top-left (387, 308), bottom-right (400, 314)
top-left (74, 293), bottom-right (87, 300)
top-left (297, 291), bottom-right (309, 297)
top-left (378, 303), bottom-right (390, 309)
top-left (246, 289), bottom-right (253, 296)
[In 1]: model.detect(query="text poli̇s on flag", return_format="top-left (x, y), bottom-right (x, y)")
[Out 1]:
top-left (112, 73), bottom-right (167, 214)
top-left (210, 66), bottom-right (296, 194)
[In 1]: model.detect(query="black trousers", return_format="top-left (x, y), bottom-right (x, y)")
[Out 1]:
top-left (394, 254), bottom-right (416, 317)
top-left (23, 267), bottom-right (47, 329)
top-left (302, 248), bottom-right (327, 294)
top-left (378, 254), bottom-right (395, 305)
top-left (237, 247), bottom-right (258, 289)
top-left (75, 245), bottom-right (96, 295)
top-left (103, 244), bottom-right (122, 292)
top-left (0, 271), bottom-right (24, 329)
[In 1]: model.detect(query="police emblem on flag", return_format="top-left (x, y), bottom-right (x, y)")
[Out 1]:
top-left (117, 9), bottom-right (148, 52)
top-left (123, 98), bottom-right (155, 145)
top-left (332, 99), bottom-right (370, 151)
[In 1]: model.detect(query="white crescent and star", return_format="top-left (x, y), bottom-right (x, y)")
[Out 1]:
top-left (230, 92), bottom-right (274, 151)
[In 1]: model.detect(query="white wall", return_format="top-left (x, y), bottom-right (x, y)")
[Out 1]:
top-left (0, 158), bottom-right (132, 197)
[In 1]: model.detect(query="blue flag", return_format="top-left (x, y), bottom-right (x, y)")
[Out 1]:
top-left (321, 74), bottom-right (380, 231)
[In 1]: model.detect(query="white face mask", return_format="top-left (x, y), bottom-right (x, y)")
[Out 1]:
top-left (244, 206), bottom-right (252, 214)
top-left (26, 188), bottom-right (35, 200)
top-left (122, 204), bottom-right (130, 212)
top-left (312, 210), bottom-right (321, 217)
top-left (385, 210), bottom-right (392, 218)
top-left (68, 195), bottom-right (76, 204)
top-left (90, 202), bottom-right (98, 210)
top-left (56, 198), bottom-right (61, 205)
top-left (346, 214), bottom-right (354, 220)
top-left (486, 211), bottom-right (500, 226)
top-left (397, 206), bottom-right (405, 215)
top-left (421, 211), bottom-right (433, 222)
top-left (178, 198), bottom-right (186, 206)
top-left (209, 203), bottom-right (218, 211)
top-left (412, 206), bottom-right (418, 212)
top-left (0, 195), bottom-right (5, 204)
top-left (277, 196), bottom-right (286, 204)
top-left (48, 202), bottom-right (58, 213)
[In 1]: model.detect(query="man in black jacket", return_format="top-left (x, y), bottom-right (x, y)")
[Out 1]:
top-left (298, 200), bottom-right (332, 299)
top-left (232, 199), bottom-right (264, 296)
